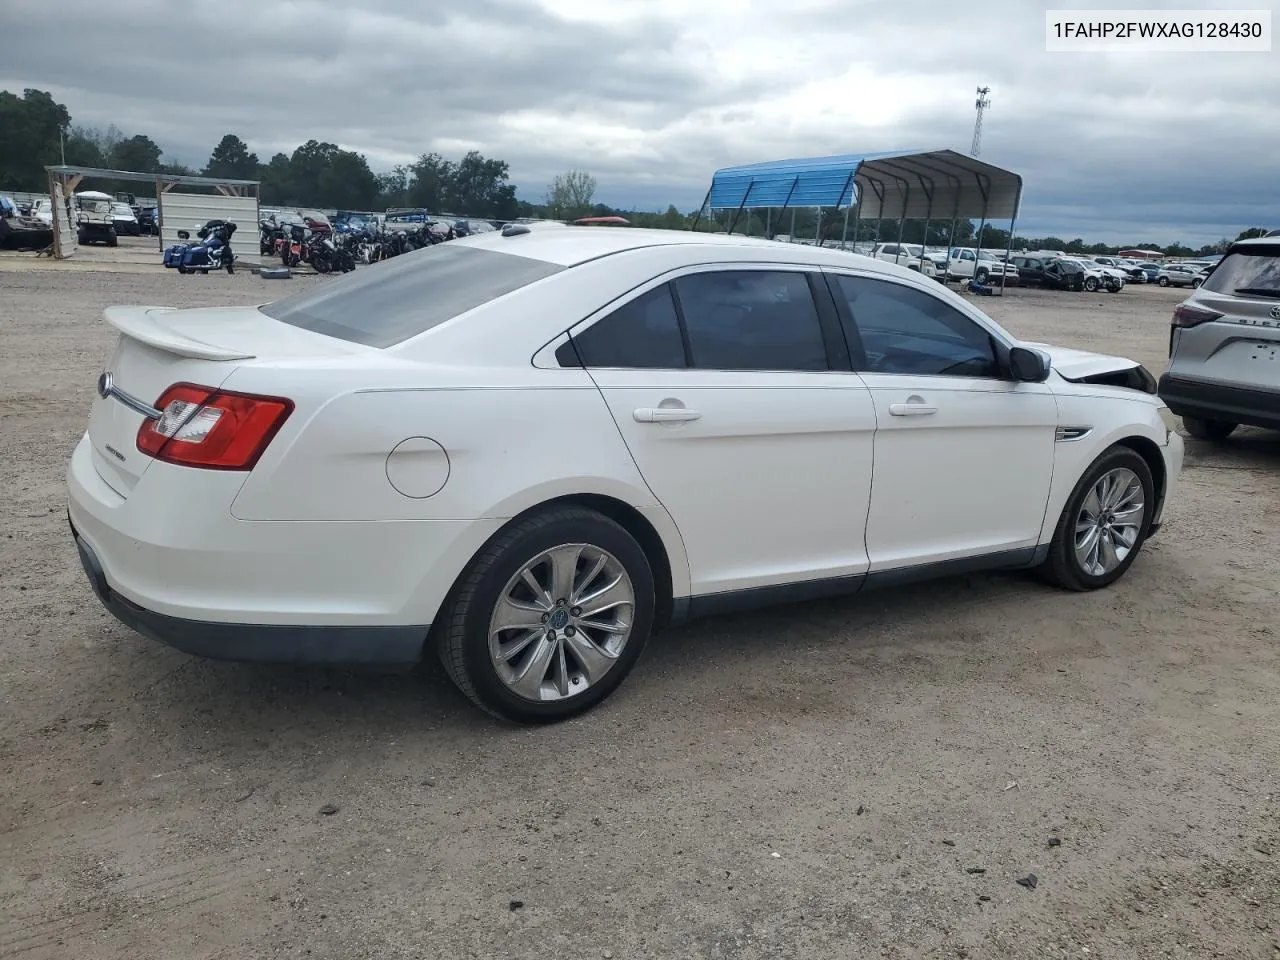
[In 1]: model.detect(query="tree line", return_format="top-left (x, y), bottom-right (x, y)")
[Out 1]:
top-left (0, 87), bottom-right (1266, 254)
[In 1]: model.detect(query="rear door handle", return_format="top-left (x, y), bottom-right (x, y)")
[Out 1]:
top-left (888, 402), bottom-right (937, 417)
top-left (633, 407), bottom-right (702, 423)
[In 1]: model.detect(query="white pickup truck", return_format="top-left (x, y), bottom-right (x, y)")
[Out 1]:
top-left (947, 247), bottom-right (1018, 285)
top-left (869, 242), bottom-right (942, 279)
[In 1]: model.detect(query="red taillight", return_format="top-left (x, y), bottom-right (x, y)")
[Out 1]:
top-left (1171, 304), bottom-right (1222, 328)
top-left (136, 382), bottom-right (293, 470)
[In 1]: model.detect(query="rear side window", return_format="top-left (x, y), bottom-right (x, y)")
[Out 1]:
top-left (673, 271), bottom-right (828, 371)
top-left (1201, 248), bottom-right (1280, 298)
top-left (260, 244), bottom-right (564, 348)
top-left (567, 284), bottom-right (687, 369)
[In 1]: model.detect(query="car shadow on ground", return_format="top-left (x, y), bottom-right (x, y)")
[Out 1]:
top-left (1180, 425), bottom-right (1280, 469)
top-left (95, 566), bottom-right (1058, 745)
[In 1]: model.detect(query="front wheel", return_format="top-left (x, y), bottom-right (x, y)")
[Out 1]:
top-left (1181, 416), bottom-right (1236, 441)
top-left (1191, 277), bottom-right (1203, 288)
top-left (1040, 447), bottom-right (1154, 591)
top-left (436, 506), bottom-right (655, 724)
top-left (1158, 276), bottom-right (1170, 286)
top-left (1083, 276), bottom-right (1099, 292)
top-left (975, 268), bottom-right (989, 283)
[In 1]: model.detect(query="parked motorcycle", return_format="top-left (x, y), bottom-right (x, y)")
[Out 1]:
top-left (163, 220), bottom-right (237, 275)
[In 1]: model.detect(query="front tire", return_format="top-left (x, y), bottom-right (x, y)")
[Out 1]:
top-left (1083, 276), bottom-right (1099, 292)
top-left (975, 268), bottom-right (989, 283)
top-left (1040, 447), bottom-right (1154, 591)
top-left (1191, 277), bottom-right (1203, 288)
top-left (1158, 276), bottom-right (1170, 286)
top-left (1181, 416), bottom-right (1236, 441)
top-left (436, 506), bottom-right (655, 724)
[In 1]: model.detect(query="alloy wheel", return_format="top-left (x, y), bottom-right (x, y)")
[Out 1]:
top-left (1074, 467), bottom-right (1146, 577)
top-left (488, 543), bottom-right (635, 702)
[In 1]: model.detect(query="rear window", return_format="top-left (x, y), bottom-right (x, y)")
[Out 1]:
top-left (260, 244), bottom-right (564, 347)
top-left (1201, 247), bottom-right (1280, 299)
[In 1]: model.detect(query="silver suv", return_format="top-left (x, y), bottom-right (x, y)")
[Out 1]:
top-left (1158, 236), bottom-right (1280, 440)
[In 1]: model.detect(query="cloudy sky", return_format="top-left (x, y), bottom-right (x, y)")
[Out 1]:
top-left (4, 0), bottom-right (1278, 243)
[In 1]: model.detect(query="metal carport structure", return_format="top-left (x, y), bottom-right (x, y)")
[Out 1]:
top-left (44, 165), bottom-right (260, 260)
top-left (695, 148), bottom-right (1023, 292)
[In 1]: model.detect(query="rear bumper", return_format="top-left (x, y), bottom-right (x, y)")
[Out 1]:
top-left (71, 518), bottom-right (427, 664)
top-left (65, 433), bottom-right (501, 663)
top-left (1158, 374), bottom-right (1280, 431)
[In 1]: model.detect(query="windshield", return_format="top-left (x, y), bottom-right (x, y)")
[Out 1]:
top-left (976, 251), bottom-right (999, 261)
top-left (1201, 247), bottom-right (1280, 298)
top-left (260, 243), bottom-right (565, 348)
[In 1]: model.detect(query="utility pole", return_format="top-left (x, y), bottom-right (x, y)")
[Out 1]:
top-left (971, 86), bottom-right (991, 156)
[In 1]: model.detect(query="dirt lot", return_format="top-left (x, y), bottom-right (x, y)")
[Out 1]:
top-left (1, 266), bottom-right (1278, 960)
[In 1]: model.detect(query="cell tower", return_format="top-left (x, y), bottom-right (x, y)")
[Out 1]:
top-left (971, 86), bottom-right (991, 156)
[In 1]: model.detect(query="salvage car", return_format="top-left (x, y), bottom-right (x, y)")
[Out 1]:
top-left (1157, 263), bottom-right (1207, 288)
top-left (67, 228), bottom-right (1183, 723)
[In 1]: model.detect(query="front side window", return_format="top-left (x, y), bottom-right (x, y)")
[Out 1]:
top-left (833, 275), bottom-right (1000, 378)
top-left (673, 270), bottom-right (829, 372)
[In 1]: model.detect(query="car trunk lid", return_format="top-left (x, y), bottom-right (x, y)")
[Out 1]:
top-left (88, 305), bottom-right (368, 497)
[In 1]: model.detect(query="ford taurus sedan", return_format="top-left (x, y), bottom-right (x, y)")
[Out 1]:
top-left (67, 227), bottom-right (1184, 723)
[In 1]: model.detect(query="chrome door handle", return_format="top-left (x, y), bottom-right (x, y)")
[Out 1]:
top-left (888, 402), bottom-right (937, 416)
top-left (633, 407), bottom-right (701, 423)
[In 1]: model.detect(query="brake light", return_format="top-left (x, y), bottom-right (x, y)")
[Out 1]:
top-left (136, 382), bottom-right (293, 470)
top-left (1171, 304), bottom-right (1221, 328)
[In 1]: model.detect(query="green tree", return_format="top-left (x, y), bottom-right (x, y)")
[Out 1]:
top-left (446, 150), bottom-right (518, 218)
top-left (287, 139), bottom-right (341, 205)
top-left (545, 170), bottom-right (597, 219)
top-left (62, 126), bottom-right (106, 168)
top-left (406, 153), bottom-right (454, 209)
top-left (0, 88), bottom-right (71, 189)
top-left (660, 204), bottom-right (685, 229)
top-left (1236, 227), bottom-right (1270, 241)
top-left (376, 165), bottom-right (410, 208)
top-left (110, 134), bottom-right (162, 173)
top-left (259, 153), bottom-right (293, 204)
top-left (204, 134), bottom-right (259, 180)
top-left (318, 149), bottom-right (379, 209)
top-left (159, 160), bottom-right (196, 177)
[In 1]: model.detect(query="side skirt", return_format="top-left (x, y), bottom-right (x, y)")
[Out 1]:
top-left (669, 546), bottom-right (1047, 625)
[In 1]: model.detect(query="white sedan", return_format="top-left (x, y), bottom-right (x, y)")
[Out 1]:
top-left (67, 227), bottom-right (1183, 723)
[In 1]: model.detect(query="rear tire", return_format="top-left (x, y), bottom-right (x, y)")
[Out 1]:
top-left (1039, 447), bottom-right (1154, 592)
top-left (436, 506), bottom-right (655, 724)
top-left (1181, 416), bottom-right (1236, 441)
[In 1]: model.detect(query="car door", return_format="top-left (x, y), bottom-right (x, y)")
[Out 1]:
top-left (824, 270), bottom-right (1058, 572)
top-left (564, 266), bottom-right (877, 598)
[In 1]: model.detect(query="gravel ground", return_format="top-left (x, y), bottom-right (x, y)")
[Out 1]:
top-left (1, 266), bottom-right (1278, 960)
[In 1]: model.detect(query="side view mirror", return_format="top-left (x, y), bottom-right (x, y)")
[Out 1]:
top-left (176, 230), bottom-right (190, 240)
top-left (1009, 346), bottom-right (1051, 382)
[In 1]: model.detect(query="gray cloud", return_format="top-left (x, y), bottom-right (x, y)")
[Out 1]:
top-left (3, 0), bottom-right (1277, 243)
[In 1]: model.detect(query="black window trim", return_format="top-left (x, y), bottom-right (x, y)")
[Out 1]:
top-left (821, 267), bottom-right (1017, 380)
top-left (558, 263), bottom-right (855, 374)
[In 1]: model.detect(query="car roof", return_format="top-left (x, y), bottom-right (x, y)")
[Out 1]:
top-left (451, 225), bottom-right (902, 271)
top-left (1233, 236), bottom-right (1280, 252)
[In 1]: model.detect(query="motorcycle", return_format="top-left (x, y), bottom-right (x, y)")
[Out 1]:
top-left (163, 220), bottom-right (237, 275)
top-left (259, 216), bottom-right (287, 256)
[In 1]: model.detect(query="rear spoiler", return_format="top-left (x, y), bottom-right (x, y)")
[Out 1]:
top-left (103, 306), bottom-right (255, 361)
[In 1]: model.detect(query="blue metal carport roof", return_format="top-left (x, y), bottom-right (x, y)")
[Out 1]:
top-left (707, 148), bottom-right (1022, 221)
